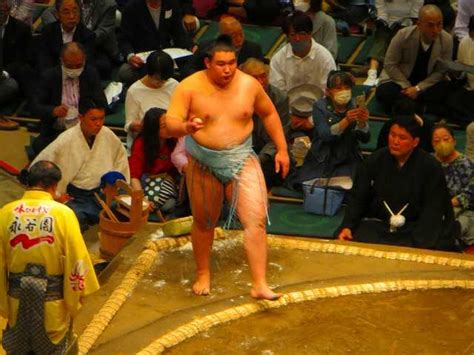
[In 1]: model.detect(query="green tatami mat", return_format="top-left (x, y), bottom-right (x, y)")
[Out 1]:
top-left (354, 35), bottom-right (375, 65)
top-left (267, 202), bottom-right (343, 238)
top-left (337, 35), bottom-right (364, 64)
top-left (197, 21), bottom-right (283, 55)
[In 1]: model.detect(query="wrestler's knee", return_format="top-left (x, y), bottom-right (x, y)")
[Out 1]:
top-left (192, 215), bottom-right (220, 231)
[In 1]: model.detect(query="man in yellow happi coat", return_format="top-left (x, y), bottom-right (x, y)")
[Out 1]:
top-left (0, 161), bottom-right (99, 354)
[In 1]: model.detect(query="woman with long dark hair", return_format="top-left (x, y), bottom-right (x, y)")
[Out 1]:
top-left (129, 107), bottom-right (178, 213)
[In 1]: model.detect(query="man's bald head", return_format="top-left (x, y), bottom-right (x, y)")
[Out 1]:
top-left (218, 16), bottom-right (244, 49)
top-left (61, 42), bottom-right (86, 69)
top-left (417, 5), bottom-right (443, 43)
top-left (418, 4), bottom-right (442, 22)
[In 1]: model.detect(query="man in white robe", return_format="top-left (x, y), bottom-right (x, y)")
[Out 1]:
top-left (31, 101), bottom-right (130, 231)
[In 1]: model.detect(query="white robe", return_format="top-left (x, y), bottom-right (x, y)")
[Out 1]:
top-left (32, 124), bottom-right (130, 195)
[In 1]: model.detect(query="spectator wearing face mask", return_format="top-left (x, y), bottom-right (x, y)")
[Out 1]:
top-left (29, 42), bottom-right (106, 159)
top-left (269, 10), bottom-right (336, 138)
top-left (287, 70), bottom-right (370, 189)
top-left (432, 122), bottom-right (474, 253)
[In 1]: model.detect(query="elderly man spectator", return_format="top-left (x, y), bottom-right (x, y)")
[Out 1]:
top-left (338, 114), bottom-right (457, 251)
top-left (270, 10), bottom-right (337, 138)
top-left (240, 57), bottom-right (292, 188)
top-left (118, 0), bottom-right (191, 85)
top-left (375, 5), bottom-right (453, 118)
top-left (0, 160), bottom-right (99, 354)
top-left (454, 0), bottom-right (474, 41)
top-left (30, 42), bottom-right (106, 158)
top-left (363, 0), bottom-right (424, 86)
top-left (182, 16), bottom-right (263, 78)
top-left (31, 100), bottom-right (130, 231)
top-left (37, 0), bottom-right (96, 73)
top-left (41, 0), bottom-right (119, 79)
top-left (0, 0), bottom-right (34, 123)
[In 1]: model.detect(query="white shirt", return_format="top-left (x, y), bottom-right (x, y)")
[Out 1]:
top-left (124, 78), bottom-right (179, 152)
top-left (61, 25), bottom-right (76, 43)
top-left (32, 124), bottom-right (130, 195)
top-left (458, 36), bottom-right (474, 91)
top-left (375, 0), bottom-right (423, 26)
top-left (455, 0), bottom-right (474, 40)
top-left (269, 39), bottom-right (336, 114)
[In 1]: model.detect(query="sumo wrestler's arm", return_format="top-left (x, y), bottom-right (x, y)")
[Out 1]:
top-left (254, 84), bottom-right (290, 178)
top-left (165, 83), bottom-right (204, 137)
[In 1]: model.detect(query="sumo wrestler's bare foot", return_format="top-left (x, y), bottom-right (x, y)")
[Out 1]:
top-left (192, 272), bottom-right (210, 296)
top-left (250, 285), bottom-right (282, 301)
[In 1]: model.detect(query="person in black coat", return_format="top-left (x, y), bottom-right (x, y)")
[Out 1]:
top-left (117, 0), bottom-right (191, 84)
top-left (181, 16), bottom-right (264, 78)
top-left (37, 0), bottom-right (96, 73)
top-left (0, 0), bottom-right (34, 106)
top-left (30, 42), bottom-right (106, 158)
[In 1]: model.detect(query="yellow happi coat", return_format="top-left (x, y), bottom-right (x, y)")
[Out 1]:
top-left (0, 190), bottom-right (99, 343)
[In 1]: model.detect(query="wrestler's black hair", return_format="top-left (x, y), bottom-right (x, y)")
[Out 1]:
top-left (146, 50), bottom-right (174, 81)
top-left (204, 35), bottom-right (236, 60)
top-left (79, 98), bottom-right (106, 115)
top-left (469, 15), bottom-right (474, 33)
top-left (391, 114), bottom-right (422, 138)
top-left (28, 161), bottom-right (62, 189)
top-left (282, 10), bottom-right (313, 35)
top-left (327, 70), bottom-right (354, 89)
top-left (141, 107), bottom-right (167, 169)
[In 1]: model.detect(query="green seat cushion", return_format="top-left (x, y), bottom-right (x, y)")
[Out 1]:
top-left (271, 186), bottom-right (304, 199)
top-left (367, 93), bottom-right (388, 117)
top-left (105, 103), bottom-right (125, 127)
top-left (337, 35), bottom-right (364, 63)
top-left (267, 202), bottom-right (343, 238)
top-left (354, 35), bottom-right (375, 65)
top-left (360, 120), bottom-right (384, 152)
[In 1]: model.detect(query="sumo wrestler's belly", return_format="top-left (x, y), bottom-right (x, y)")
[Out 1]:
top-left (191, 120), bottom-right (253, 150)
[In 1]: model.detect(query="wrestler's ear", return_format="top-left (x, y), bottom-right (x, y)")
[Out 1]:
top-left (204, 57), bottom-right (211, 69)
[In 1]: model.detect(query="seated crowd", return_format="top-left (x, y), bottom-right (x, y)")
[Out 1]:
top-left (0, 0), bottom-right (473, 253)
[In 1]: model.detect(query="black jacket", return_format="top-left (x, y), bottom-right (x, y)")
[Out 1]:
top-left (38, 22), bottom-right (96, 71)
top-left (3, 17), bottom-right (32, 71)
top-left (30, 65), bottom-right (106, 136)
top-left (119, 0), bottom-right (191, 58)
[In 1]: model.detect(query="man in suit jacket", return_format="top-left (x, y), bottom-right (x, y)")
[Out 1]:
top-left (30, 42), bottom-right (106, 158)
top-left (117, 0), bottom-right (191, 85)
top-left (0, 0), bottom-right (34, 108)
top-left (37, 0), bottom-right (96, 73)
top-left (376, 5), bottom-right (453, 117)
top-left (41, 0), bottom-right (118, 79)
top-left (181, 16), bottom-right (264, 78)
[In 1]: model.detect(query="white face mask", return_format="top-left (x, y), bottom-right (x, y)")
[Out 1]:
top-left (333, 90), bottom-right (352, 106)
top-left (62, 65), bottom-right (84, 79)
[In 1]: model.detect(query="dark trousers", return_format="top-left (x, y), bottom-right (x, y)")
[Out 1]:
top-left (446, 86), bottom-right (474, 128)
top-left (31, 130), bottom-right (61, 159)
top-left (66, 184), bottom-right (101, 232)
top-left (376, 80), bottom-right (453, 117)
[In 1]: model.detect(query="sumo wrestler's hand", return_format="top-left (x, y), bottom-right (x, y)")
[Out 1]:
top-left (274, 149), bottom-right (290, 179)
top-left (185, 117), bottom-right (205, 134)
